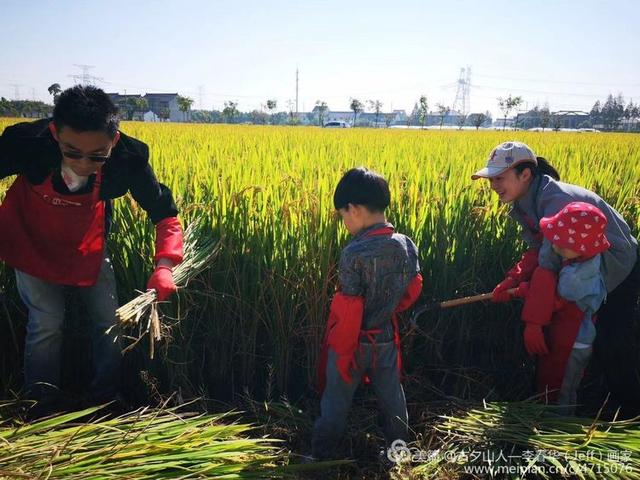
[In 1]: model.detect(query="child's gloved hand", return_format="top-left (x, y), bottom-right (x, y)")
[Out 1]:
top-left (491, 277), bottom-right (518, 303)
top-left (146, 265), bottom-right (176, 301)
top-left (523, 324), bottom-right (549, 356)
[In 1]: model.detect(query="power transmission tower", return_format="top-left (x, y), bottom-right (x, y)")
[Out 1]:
top-left (10, 84), bottom-right (23, 100)
top-left (69, 64), bottom-right (103, 85)
top-left (452, 66), bottom-right (472, 115)
top-left (465, 66), bottom-right (471, 113)
top-left (198, 85), bottom-right (204, 109)
top-left (295, 68), bottom-right (299, 115)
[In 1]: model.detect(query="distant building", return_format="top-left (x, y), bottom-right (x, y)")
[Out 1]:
top-left (493, 117), bottom-right (515, 129)
top-left (514, 109), bottom-right (548, 130)
top-left (510, 108), bottom-right (591, 130)
top-left (308, 106), bottom-right (408, 127)
top-left (143, 110), bottom-right (160, 122)
top-left (552, 110), bottom-right (590, 129)
top-left (144, 93), bottom-right (182, 122)
top-left (422, 111), bottom-right (465, 127)
top-left (357, 110), bottom-right (407, 127)
top-left (108, 92), bottom-right (183, 122)
top-left (107, 93), bottom-right (145, 121)
top-left (323, 110), bottom-right (353, 125)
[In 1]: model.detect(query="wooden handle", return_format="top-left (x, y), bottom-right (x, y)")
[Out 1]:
top-left (439, 288), bottom-right (517, 309)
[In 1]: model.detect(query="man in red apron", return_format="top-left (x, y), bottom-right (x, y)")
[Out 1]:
top-left (312, 167), bottom-right (422, 460)
top-left (0, 86), bottom-right (183, 414)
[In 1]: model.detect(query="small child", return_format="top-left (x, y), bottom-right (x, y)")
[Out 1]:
top-left (312, 167), bottom-right (422, 460)
top-left (514, 202), bottom-right (609, 414)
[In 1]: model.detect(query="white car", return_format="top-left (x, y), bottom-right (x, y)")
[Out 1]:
top-left (323, 121), bottom-right (350, 128)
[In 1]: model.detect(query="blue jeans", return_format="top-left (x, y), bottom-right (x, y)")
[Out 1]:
top-left (312, 341), bottom-right (408, 459)
top-left (16, 252), bottom-right (121, 402)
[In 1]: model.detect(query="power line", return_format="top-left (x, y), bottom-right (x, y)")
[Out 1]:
top-left (101, 79), bottom-right (266, 99)
top-left (469, 91), bottom-right (591, 110)
top-left (474, 72), bottom-right (640, 88)
top-left (471, 83), bottom-right (637, 99)
top-left (439, 81), bottom-right (619, 99)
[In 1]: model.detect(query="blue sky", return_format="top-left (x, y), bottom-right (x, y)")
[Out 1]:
top-left (1, 0), bottom-right (639, 117)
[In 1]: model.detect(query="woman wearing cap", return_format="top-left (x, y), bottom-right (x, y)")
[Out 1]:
top-left (472, 141), bottom-right (639, 417)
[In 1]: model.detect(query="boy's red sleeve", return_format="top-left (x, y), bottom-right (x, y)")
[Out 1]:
top-left (395, 273), bottom-right (423, 313)
top-left (326, 292), bottom-right (365, 356)
top-left (325, 292), bottom-right (366, 385)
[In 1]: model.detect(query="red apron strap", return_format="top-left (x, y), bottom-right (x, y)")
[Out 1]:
top-left (392, 313), bottom-right (403, 378)
top-left (359, 328), bottom-right (382, 385)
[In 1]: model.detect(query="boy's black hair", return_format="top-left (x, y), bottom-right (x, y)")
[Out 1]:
top-left (53, 85), bottom-right (119, 138)
top-left (333, 167), bottom-right (390, 212)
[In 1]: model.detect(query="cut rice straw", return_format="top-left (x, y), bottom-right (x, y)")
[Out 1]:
top-left (114, 221), bottom-right (222, 358)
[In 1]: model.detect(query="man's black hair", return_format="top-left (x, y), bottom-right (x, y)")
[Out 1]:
top-left (53, 85), bottom-right (120, 138)
top-left (333, 167), bottom-right (390, 212)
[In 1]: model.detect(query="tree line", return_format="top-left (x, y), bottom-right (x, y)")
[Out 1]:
top-left (2, 84), bottom-right (639, 132)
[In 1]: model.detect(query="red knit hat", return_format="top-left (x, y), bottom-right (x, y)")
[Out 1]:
top-left (539, 202), bottom-right (610, 258)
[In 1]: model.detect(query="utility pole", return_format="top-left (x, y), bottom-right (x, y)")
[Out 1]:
top-left (295, 68), bottom-right (299, 115)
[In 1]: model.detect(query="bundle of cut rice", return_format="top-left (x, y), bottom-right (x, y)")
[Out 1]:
top-left (115, 221), bottom-right (222, 358)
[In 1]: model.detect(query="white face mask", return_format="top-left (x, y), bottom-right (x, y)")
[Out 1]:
top-left (61, 164), bottom-right (90, 193)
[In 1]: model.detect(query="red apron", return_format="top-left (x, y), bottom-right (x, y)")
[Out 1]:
top-left (0, 170), bottom-right (105, 286)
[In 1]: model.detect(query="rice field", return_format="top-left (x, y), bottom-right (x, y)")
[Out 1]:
top-left (1, 118), bottom-right (639, 477)
top-left (1, 119), bottom-right (639, 402)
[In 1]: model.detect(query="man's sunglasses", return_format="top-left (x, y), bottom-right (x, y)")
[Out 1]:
top-left (61, 150), bottom-right (111, 163)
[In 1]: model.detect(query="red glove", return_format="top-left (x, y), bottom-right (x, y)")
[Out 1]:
top-left (523, 324), bottom-right (549, 356)
top-left (155, 217), bottom-right (184, 264)
top-left (493, 248), bottom-right (540, 303)
top-left (146, 265), bottom-right (176, 301)
top-left (521, 267), bottom-right (557, 327)
top-left (491, 277), bottom-right (518, 303)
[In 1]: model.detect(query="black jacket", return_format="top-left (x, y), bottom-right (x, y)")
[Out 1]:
top-left (0, 118), bottom-right (178, 229)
